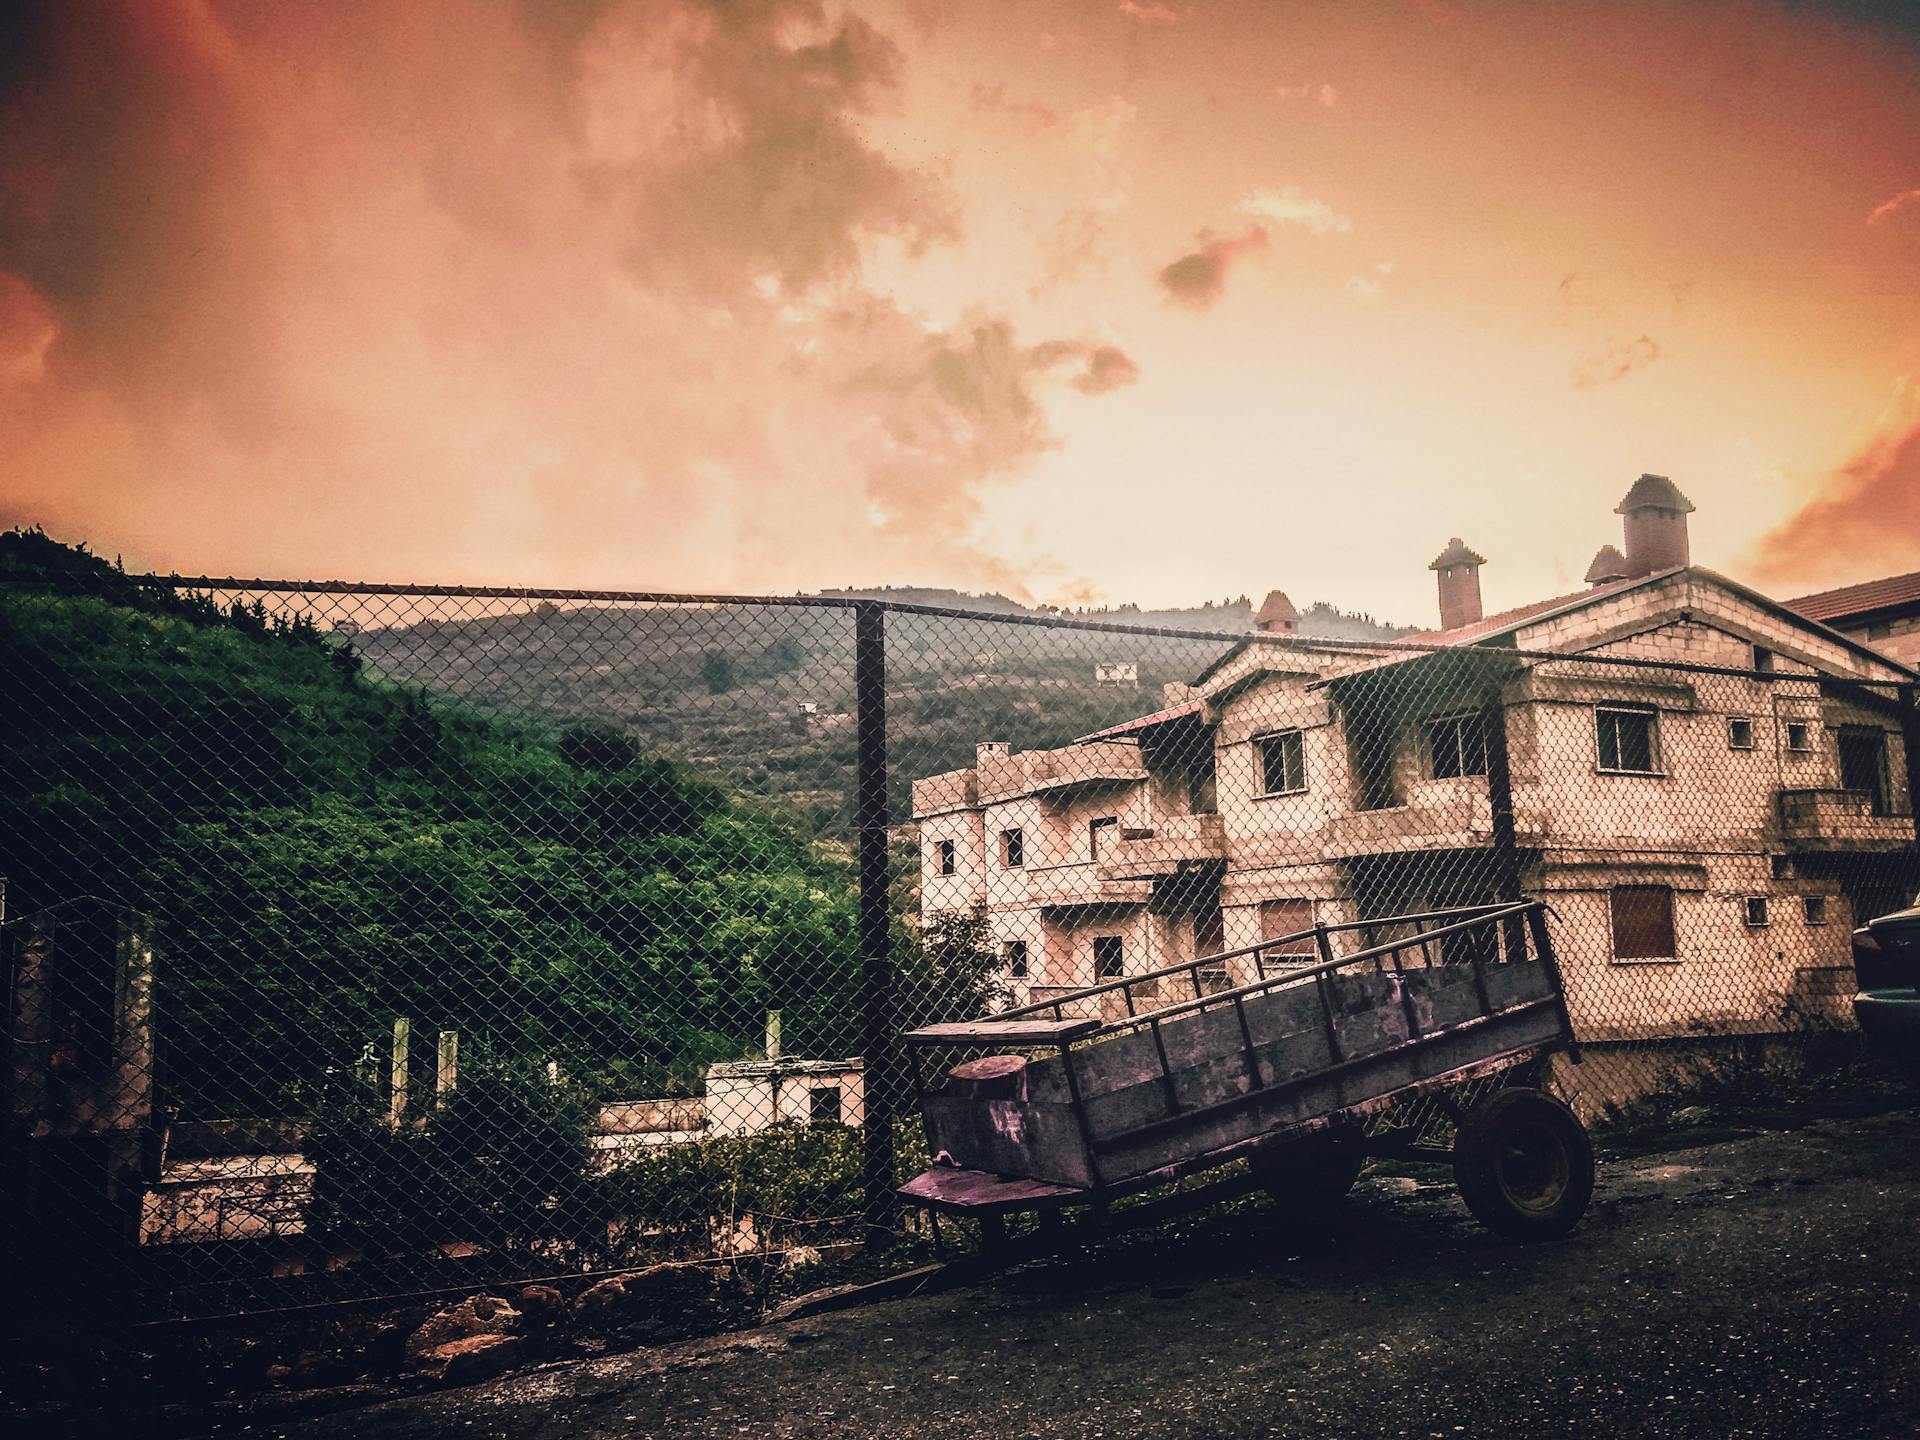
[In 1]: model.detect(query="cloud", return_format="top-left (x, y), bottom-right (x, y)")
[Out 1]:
top-left (1239, 185), bottom-right (1353, 235)
top-left (1156, 226), bottom-right (1270, 309)
top-left (1276, 82), bottom-right (1340, 107)
top-left (0, 0), bottom-right (1127, 592)
top-left (1346, 262), bottom-right (1394, 300)
top-left (1867, 188), bottom-right (1920, 225)
top-left (1748, 381), bottom-right (1920, 587)
top-left (1570, 334), bottom-right (1662, 388)
top-left (1118, 1), bottom-right (1180, 22)
top-left (1069, 345), bottom-right (1141, 394)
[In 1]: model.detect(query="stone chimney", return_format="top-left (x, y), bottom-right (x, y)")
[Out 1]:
top-left (1615, 473), bottom-right (1694, 577)
top-left (1584, 544), bottom-right (1631, 586)
top-left (1254, 590), bottom-right (1299, 635)
top-left (1429, 538), bottom-right (1486, 631)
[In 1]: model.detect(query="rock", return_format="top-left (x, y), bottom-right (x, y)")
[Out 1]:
top-left (1672, 1106), bottom-right (1713, 1126)
top-left (416, 1333), bottom-right (527, 1386)
top-left (518, 1283), bottom-right (569, 1328)
top-left (575, 1275), bottom-right (633, 1328)
top-left (404, 1294), bottom-right (521, 1364)
top-left (781, 1245), bottom-right (824, 1271)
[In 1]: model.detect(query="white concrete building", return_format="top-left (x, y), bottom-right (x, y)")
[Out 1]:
top-left (912, 478), bottom-right (1919, 1053)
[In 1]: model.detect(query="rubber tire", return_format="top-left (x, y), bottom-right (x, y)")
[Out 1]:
top-left (1452, 1087), bottom-right (1594, 1241)
top-left (1256, 1131), bottom-right (1367, 1228)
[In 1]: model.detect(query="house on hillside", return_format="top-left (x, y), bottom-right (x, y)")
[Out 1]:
top-left (912, 477), bottom-right (1920, 1071)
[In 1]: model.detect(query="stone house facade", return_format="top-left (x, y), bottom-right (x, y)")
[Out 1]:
top-left (911, 478), bottom-right (1920, 1050)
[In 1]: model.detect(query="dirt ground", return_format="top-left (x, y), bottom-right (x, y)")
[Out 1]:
top-left (199, 1110), bottom-right (1919, 1440)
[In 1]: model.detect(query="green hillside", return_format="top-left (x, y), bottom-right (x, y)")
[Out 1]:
top-left (0, 531), bottom-right (869, 1116)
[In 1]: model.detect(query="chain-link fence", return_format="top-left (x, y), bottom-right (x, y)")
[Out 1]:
top-left (5, 535), bottom-right (1917, 1340)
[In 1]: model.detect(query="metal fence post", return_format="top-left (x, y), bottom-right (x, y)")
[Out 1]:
top-left (854, 601), bottom-right (898, 1244)
top-left (1901, 683), bottom-right (1920, 867)
top-left (1481, 669), bottom-right (1528, 959)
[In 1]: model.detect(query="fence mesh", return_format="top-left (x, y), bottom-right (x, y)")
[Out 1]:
top-left (4, 538), bottom-right (1917, 1339)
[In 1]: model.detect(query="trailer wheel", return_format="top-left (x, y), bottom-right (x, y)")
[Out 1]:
top-left (1452, 1087), bottom-right (1593, 1241)
top-left (1255, 1131), bottom-right (1366, 1228)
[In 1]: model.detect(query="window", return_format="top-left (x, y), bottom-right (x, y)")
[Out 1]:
top-left (1002, 940), bottom-right (1029, 978)
top-left (1838, 727), bottom-right (1890, 815)
top-left (1259, 899), bottom-right (1317, 967)
top-left (1256, 729), bottom-right (1308, 795)
top-left (1803, 896), bottom-right (1828, 927)
top-left (1088, 815), bottom-right (1119, 860)
top-left (1726, 717), bottom-right (1754, 750)
top-left (1426, 712), bottom-right (1487, 779)
top-left (1092, 935), bottom-right (1125, 980)
top-left (1785, 721), bottom-right (1812, 753)
top-left (935, 839), bottom-right (956, 875)
top-left (1596, 706), bottom-right (1661, 774)
top-left (1000, 828), bottom-right (1024, 868)
top-left (1753, 645), bottom-right (1775, 674)
top-left (1744, 896), bottom-right (1770, 928)
top-left (1610, 885), bottom-right (1676, 960)
top-left (808, 1085), bottom-right (842, 1126)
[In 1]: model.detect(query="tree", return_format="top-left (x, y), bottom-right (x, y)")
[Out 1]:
top-left (701, 651), bottom-right (736, 693)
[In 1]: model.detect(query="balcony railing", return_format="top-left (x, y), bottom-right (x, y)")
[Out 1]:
top-left (1096, 813), bottom-right (1227, 880)
top-left (1778, 788), bottom-right (1915, 852)
top-left (977, 741), bottom-right (1147, 804)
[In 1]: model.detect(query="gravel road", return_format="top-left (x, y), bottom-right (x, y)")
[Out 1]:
top-left (239, 1110), bottom-right (1920, 1440)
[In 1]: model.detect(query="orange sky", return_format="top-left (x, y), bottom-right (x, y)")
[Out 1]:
top-left (2, 0), bottom-right (1917, 624)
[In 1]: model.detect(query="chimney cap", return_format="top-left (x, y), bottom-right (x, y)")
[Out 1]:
top-left (1615, 473), bottom-right (1695, 515)
top-left (1255, 590), bottom-right (1299, 627)
top-left (1584, 543), bottom-right (1631, 585)
top-left (1429, 537), bottom-right (1487, 572)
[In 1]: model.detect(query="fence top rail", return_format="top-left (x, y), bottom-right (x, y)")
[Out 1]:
top-left (28, 572), bottom-right (1890, 685)
top-left (989, 901), bottom-right (1517, 1023)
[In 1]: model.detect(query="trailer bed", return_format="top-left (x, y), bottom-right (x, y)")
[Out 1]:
top-left (901, 900), bottom-right (1577, 1217)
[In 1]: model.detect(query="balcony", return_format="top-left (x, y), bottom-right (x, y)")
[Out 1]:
top-left (1023, 862), bottom-right (1154, 912)
top-left (977, 742), bottom-right (1147, 804)
top-left (1778, 789), bottom-right (1915, 853)
top-left (1320, 778), bottom-right (1546, 861)
top-left (1097, 814), bottom-right (1227, 881)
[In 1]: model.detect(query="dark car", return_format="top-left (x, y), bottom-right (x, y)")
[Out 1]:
top-left (1853, 901), bottom-right (1920, 1078)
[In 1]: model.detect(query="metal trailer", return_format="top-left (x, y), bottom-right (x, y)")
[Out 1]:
top-left (898, 899), bottom-right (1594, 1251)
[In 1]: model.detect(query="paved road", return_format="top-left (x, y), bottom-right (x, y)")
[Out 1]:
top-left (247, 1112), bottom-right (1920, 1440)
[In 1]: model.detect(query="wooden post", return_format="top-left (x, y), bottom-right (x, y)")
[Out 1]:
top-left (389, 1017), bottom-right (410, 1126)
top-left (765, 1010), bottom-right (782, 1062)
top-left (435, 1030), bottom-right (459, 1107)
top-left (854, 601), bottom-right (898, 1245)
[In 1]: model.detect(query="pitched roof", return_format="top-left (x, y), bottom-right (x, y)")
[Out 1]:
top-left (1583, 544), bottom-right (1630, 585)
top-left (1784, 569), bottom-right (1920, 624)
top-left (1255, 590), bottom-right (1298, 625)
top-left (1074, 698), bottom-right (1204, 743)
top-left (1429, 537), bottom-right (1486, 571)
top-left (1615, 473), bottom-right (1695, 514)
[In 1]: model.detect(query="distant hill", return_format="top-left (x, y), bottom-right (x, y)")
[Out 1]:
top-left (344, 585), bottom-right (1414, 837)
top-left (0, 530), bottom-right (870, 1110)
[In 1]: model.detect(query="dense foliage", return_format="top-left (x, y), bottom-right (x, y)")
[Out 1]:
top-left (0, 531), bottom-right (871, 1116)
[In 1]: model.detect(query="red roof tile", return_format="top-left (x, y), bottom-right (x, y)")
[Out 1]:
top-left (1784, 570), bottom-right (1920, 624)
top-left (1075, 698), bottom-right (1204, 742)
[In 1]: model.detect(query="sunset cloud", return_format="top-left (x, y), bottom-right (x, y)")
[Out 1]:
top-left (1276, 82), bottom-right (1340, 107)
top-left (1239, 186), bottom-right (1353, 235)
top-left (1117, 1), bottom-right (1180, 23)
top-left (0, 0), bottom-right (1125, 592)
top-left (1570, 334), bottom-right (1662, 388)
top-left (1867, 188), bottom-right (1920, 225)
top-left (1749, 382), bottom-right (1920, 586)
top-left (1156, 226), bottom-right (1270, 309)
